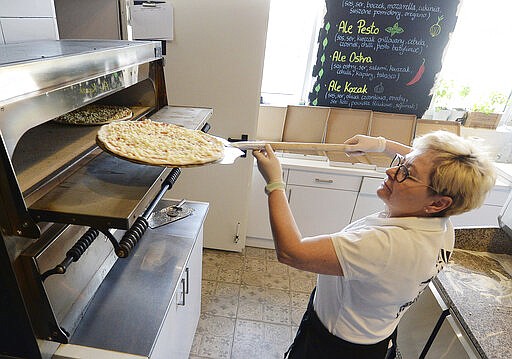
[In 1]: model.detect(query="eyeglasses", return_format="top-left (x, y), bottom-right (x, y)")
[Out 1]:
top-left (389, 154), bottom-right (437, 193)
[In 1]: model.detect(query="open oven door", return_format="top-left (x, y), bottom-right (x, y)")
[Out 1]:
top-left (163, 0), bottom-right (270, 251)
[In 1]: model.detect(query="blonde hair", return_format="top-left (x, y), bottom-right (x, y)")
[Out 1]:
top-left (412, 131), bottom-right (496, 217)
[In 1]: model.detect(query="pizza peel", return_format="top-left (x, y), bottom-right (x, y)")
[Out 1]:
top-left (229, 141), bottom-right (350, 152)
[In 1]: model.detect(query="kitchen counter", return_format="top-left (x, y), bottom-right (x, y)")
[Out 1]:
top-left (433, 227), bottom-right (512, 359)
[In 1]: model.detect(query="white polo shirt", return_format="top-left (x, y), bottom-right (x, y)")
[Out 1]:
top-left (313, 212), bottom-right (454, 344)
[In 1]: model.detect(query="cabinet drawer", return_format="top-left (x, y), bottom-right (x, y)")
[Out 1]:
top-left (287, 169), bottom-right (362, 191)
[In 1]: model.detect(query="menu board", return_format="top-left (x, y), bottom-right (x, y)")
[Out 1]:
top-left (309, 0), bottom-right (460, 117)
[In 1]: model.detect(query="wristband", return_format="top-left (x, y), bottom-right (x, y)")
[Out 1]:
top-left (265, 181), bottom-right (286, 195)
top-left (376, 136), bottom-right (386, 152)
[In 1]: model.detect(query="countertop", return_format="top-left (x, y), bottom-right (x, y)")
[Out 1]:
top-left (70, 200), bottom-right (208, 356)
top-left (433, 227), bottom-right (512, 359)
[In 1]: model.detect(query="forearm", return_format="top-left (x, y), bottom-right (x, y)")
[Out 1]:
top-left (383, 138), bottom-right (412, 156)
top-left (267, 189), bottom-right (303, 265)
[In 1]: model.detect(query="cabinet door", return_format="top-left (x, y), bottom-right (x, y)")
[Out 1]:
top-left (351, 176), bottom-right (386, 222)
top-left (151, 231), bottom-right (203, 359)
top-left (288, 185), bottom-right (358, 237)
top-left (246, 166), bottom-right (273, 240)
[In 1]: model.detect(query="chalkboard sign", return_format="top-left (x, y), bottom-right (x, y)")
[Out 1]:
top-left (309, 0), bottom-right (460, 117)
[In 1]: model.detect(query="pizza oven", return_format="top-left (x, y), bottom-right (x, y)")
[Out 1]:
top-left (0, 40), bottom-right (212, 358)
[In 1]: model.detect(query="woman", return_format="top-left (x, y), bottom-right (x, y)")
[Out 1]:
top-left (252, 131), bottom-right (496, 359)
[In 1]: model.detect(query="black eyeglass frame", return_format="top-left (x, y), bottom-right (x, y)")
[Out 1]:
top-left (389, 154), bottom-right (438, 193)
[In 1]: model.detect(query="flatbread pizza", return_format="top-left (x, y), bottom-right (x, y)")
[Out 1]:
top-left (96, 119), bottom-right (225, 166)
top-left (54, 104), bottom-right (132, 125)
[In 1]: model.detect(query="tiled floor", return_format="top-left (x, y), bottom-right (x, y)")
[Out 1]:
top-left (189, 246), bottom-right (317, 359)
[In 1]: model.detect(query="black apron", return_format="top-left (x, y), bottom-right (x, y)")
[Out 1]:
top-left (285, 288), bottom-right (397, 359)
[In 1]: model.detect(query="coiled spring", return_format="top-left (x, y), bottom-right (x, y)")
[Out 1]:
top-left (67, 228), bottom-right (99, 261)
top-left (116, 217), bottom-right (149, 258)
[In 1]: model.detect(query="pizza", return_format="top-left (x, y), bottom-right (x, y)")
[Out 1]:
top-left (54, 104), bottom-right (132, 125)
top-left (96, 119), bottom-right (225, 166)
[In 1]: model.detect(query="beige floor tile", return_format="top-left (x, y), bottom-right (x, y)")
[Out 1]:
top-left (196, 314), bottom-right (235, 337)
top-left (239, 284), bottom-right (266, 301)
top-left (244, 246), bottom-right (268, 258)
top-left (196, 334), bottom-right (232, 359)
top-left (215, 282), bottom-right (240, 297)
top-left (202, 295), bottom-right (239, 318)
top-left (237, 297), bottom-right (263, 321)
top-left (266, 260), bottom-right (289, 275)
top-left (217, 268), bottom-right (242, 284)
top-left (262, 303), bottom-right (291, 325)
top-left (263, 288), bottom-right (291, 307)
top-left (241, 270), bottom-right (266, 287)
top-left (202, 280), bottom-right (217, 297)
top-left (202, 264), bottom-right (220, 281)
top-left (243, 257), bottom-right (266, 272)
top-left (263, 322), bottom-right (292, 344)
top-left (264, 272), bottom-right (290, 290)
top-left (290, 291), bottom-right (310, 307)
top-left (234, 318), bottom-right (264, 340)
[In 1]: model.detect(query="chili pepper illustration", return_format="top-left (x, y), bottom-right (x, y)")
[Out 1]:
top-left (406, 58), bottom-right (425, 86)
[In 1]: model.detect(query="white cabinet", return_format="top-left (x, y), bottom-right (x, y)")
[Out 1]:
top-left (0, 0), bottom-right (58, 43)
top-left (246, 165), bottom-right (276, 243)
top-left (151, 229), bottom-right (203, 359)
top-left (351, 176), bottom-right (386, 222)
top-left (287, 169), bottom-right (360, 237)
top-left (1, 18), bottom-right (58, 43)
top-left (451, 185), bottom-right (511, 227)
top-left (0, 0), bottom-right (56, 17)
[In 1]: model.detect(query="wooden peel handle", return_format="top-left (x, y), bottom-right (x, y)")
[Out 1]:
top-left (232, 141), bottom-right (349, 152)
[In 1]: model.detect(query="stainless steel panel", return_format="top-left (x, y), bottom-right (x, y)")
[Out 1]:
top-left (70, 200), bottom-right (208, 356)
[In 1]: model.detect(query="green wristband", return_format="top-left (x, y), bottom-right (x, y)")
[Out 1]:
top-left (265, 181), bottom-right (286, 195)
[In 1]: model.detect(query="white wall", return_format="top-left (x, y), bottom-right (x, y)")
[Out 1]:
top-left (163, 0), bottom-right (270, 250)
top-left (0, 0), bottom-right (58, 43)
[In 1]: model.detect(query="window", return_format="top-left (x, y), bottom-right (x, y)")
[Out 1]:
top-left (261, 0), bottom-right (512, 124)
top-left (260, 0), bottom-right (324, 105)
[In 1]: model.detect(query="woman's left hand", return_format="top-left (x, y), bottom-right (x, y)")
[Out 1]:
top-left (252, 144), bottom-right (283, 184)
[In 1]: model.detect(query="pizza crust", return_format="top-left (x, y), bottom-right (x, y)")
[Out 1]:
top-left (54, 104), bottom-right (133, 126)
top-left (96, 119), bottom-right (225, 167)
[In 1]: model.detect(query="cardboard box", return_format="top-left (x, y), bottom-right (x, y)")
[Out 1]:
top-left (256, 105), bottom-right (286, 141)
top-left (415, 119), bottom-right (461, 138)
top-left (464, 112), bottom-right (502, 129)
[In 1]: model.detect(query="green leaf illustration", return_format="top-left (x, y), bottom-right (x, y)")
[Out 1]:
top-left (321, 53), bottom-right (325, 65)
top-left (385, 22), bottom-right (404, 37)
top-left (322, 37), bottom-right (328, 49)
top-left (312, 98), bottom-right (318, 106)
top-left (315, 83), bottom-right (321, 93)
top-left (325, 22), bottom-right (331, 32)
top-left (318, 68), bottom-right (324, 78)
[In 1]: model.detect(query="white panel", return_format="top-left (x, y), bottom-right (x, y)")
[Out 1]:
top-left (0, 0), bottom-right (56, 17)
top-left (2, 17), bottom-right (58, 43)
top-left (131, 2), bottom-right (173, 40)
top-left (163, 0), bottom-right (270, 251)
top-left (451, 204), bottom-right (501, 228)
top-left (246, 164), bottom-right (273, 240)
top-left (0, 20), bottom-right (5, 44)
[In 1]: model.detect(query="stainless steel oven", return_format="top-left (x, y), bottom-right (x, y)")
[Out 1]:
top-left (0, 39), bottom-right (208, 358)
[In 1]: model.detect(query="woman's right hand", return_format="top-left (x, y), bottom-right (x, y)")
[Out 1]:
top-left (252, 144), bottom-right (283, 184)
top-left (344, 134), bottom-right (386, 156)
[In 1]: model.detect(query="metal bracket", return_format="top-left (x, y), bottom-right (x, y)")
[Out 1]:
top-left (228, 134), bottom-right (249, 157)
